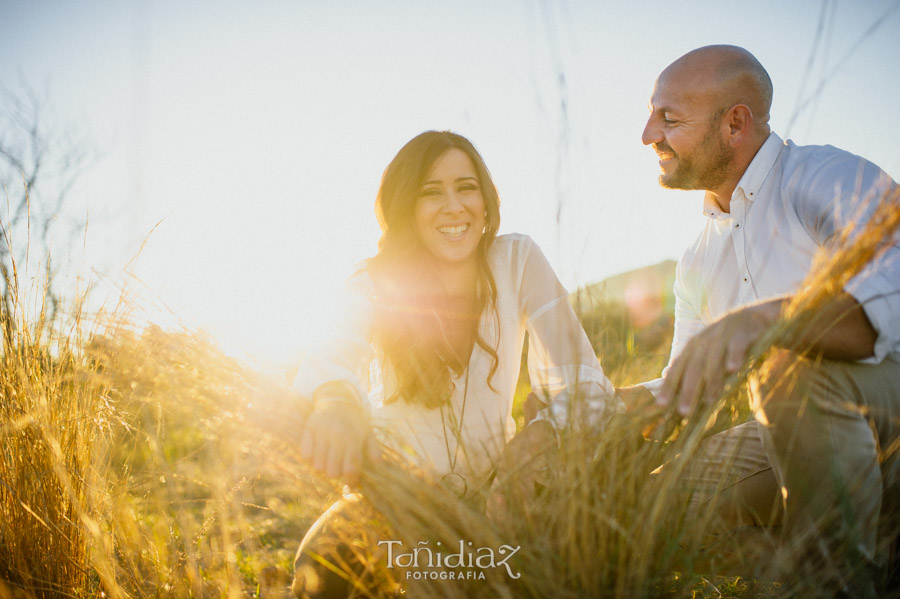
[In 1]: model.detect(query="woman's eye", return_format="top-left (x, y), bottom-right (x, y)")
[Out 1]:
top-left (458, 184), bottom-right (478, 193)
top-left (419, 188), bottom-right (441, 197)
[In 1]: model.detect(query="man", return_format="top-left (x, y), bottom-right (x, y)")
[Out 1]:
top-left (620, 45), bottom-right (899, 596)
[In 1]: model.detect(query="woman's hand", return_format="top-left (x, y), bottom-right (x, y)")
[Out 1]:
top-left (615, 385), bottom-right (668, 437)
top-left (298, 397), bottom-right (377, 488)
top-left (486, 420), bottom-right (557, 524)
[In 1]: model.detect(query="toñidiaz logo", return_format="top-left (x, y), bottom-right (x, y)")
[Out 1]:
top-left (378, 540), bottom-right (522, 581)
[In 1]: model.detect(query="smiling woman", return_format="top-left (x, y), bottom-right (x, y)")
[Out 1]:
top-left (288, 130), bottom-right (621, 597)
top-left (370, 133), bottom-right (501, 402)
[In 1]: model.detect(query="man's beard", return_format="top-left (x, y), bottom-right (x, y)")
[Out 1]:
top-left (659, 129), bottom-right (734, 191)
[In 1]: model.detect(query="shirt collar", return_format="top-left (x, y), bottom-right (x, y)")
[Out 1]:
top-left (702, 132), bottom-right (784, 220)
top-left (702, 191), bottom-right (729, 220)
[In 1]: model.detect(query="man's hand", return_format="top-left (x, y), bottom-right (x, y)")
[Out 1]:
top-left (298, 397), bottom-right (376, 487)
top-left (658, 291), bottom-right (877, 417)
top-left (659, 300), bottom-right (780, 416)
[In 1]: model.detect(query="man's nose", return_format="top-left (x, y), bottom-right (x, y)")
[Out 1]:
top-left (641, 117), bottom-right (661, 146)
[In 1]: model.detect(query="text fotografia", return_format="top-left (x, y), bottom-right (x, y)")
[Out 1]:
top-left (378, 540), bottom-right (522, 580)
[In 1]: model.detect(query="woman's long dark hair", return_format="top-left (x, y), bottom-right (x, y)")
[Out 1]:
top-left (369, 131), bottom-right (501, 408)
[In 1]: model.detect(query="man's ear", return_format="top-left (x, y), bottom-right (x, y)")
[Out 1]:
top-left (725, 104), bottom-right (753, 146)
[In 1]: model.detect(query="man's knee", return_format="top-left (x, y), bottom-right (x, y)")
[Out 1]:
top-left (750, 350), bottom-right (859, 426)
top-left (751, 351), bottom-right (883, 550)
top-left (682, 423), bottom-right (781, 529)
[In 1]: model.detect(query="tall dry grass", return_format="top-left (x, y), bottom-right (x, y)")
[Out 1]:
top-left (1, 273), bottom-right (334, 597)
top-left (0, 265), bottom-right (107, 594)
top-left (0, 185), bottom-right (896, 598)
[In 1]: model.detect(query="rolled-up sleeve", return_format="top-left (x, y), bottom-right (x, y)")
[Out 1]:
top-left (846, 243), bottom-right (900, 363)
top-left (800, 156), bottom-right (900, 364)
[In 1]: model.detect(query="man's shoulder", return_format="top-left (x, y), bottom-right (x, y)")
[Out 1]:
top-left (777, 139), bottom-right (894, 203)
top-left (779, 139), bottom-right (878, 175)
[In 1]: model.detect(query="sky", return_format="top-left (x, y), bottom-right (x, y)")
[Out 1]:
top-left (2, 0), bottom-right (899, 367)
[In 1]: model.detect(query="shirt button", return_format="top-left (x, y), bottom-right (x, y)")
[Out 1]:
top-left (735, 223), bottom-right (741, 229)
top-left (743, 277), bottom-right (749, 283)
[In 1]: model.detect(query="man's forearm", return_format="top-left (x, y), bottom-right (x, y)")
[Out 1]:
top-left (777, 292), bottom-right (876, 361)
top-left (627, 291), bottom-right (877, 417)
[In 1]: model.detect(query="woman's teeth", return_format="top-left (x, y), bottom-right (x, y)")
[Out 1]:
top-left (438, 224), bottom-right (468, 237)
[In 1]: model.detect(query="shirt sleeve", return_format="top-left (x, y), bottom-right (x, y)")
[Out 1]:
top-left (639, 249), bottom-right (707, 399)
top-left (513, 236), bottom-right (624, 429)
top-left (291, 268), bottom-right (376, 404)
top-left (795, 152), bottom-right (900, 363)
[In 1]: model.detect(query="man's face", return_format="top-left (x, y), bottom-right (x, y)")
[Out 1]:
top-left (641, 74), bottom-right (733, 191)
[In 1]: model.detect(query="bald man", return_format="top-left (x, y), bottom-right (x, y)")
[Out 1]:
top-left (622, 45), bottom-right (900, 596)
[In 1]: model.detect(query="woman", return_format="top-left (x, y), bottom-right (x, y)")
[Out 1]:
top-left (291, 131), bottom-right (621, 597)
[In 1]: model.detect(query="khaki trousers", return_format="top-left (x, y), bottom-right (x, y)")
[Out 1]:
top-left (685, 353), bottom-right (900, 595)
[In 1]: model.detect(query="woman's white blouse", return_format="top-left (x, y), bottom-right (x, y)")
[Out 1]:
top-left (292, 234), bottom-right (621, 485)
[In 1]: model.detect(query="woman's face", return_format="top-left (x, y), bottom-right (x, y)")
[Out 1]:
top-left (414, 148), bottom-right (486, 267)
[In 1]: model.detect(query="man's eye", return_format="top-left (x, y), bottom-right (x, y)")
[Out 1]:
top-left (663, 116), bottom-right (677, 124)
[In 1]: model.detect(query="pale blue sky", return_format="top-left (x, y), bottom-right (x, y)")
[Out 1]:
top-left (2, 0), bottom-right (898, 365)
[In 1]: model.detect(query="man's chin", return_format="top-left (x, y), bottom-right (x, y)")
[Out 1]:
top-left (659, 174), bottom-right (688, 190)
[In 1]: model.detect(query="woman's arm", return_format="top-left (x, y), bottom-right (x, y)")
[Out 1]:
top-left (515, 236), bottom-right (621, 429)
top-left (292, 270), bottom-right (380, 486)
top-left (299, 384), bottom-right (377, 487)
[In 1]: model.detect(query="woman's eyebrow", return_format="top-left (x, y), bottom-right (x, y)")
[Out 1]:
top-left (421, 176), bottom-right (478, 186)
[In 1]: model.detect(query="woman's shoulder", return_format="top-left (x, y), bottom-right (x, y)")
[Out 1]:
top-left (490, 232), bottom-right (549, 266)
top-left (493, 232), bottom-right (536, 246)
top-left (341, 260), bottom-right (379, 301)
top-left (488, 234), bottom-right (550, 289)
top-left (490, 233), bottom-right (539, 260)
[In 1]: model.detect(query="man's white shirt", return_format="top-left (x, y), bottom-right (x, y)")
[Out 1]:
top-left (643, 132), bottom-right (899, 396)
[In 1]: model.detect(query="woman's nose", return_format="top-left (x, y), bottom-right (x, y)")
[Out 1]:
top-left (443, 191), bottom-right (464, 212)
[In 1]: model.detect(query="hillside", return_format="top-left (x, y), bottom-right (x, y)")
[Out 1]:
top-left (571, 260), bottom-right (677, 385)
top-left (574, 259), bottom-right (677, 315)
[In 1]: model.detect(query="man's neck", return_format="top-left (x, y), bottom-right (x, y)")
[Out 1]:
top-left (707, 186), bottom-right (736, 214)
top-left (706, 130), bottom-right (771, 214)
